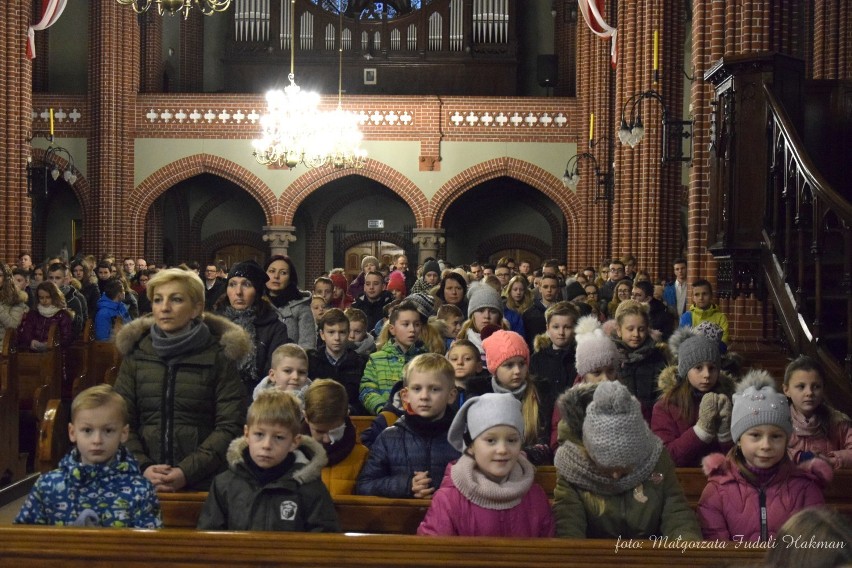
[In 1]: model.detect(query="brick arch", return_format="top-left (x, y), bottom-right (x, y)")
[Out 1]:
top-left (476, 233), bottom-right (552, 262)
top-left (127, 154), bottom-right (278, 254)
top-left (279, 159), bottom-right (429, 228)
top-left (430, 157), bottom-right (581, 237)
top-left (31, 147), bottom-right (94, 255)
top-left (200, 229), bottom-right (267, 257)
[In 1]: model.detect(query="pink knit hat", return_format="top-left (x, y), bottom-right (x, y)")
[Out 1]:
top-left (387, 270), bottom-right (407, 294)
top-left (329, 272), bottom-right (347, 290)
top-left (482, 330), bottom-right (530, 375)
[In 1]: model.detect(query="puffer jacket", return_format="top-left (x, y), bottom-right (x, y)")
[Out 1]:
top-left (17, 307), bottom-right (73, 348)
top-left (356, 413), bottom-right (460, 498)
top-left (242, 303), bottom-right (292, 392)
top-left (0, 291), bottom-right (28, 344)
top-left (787, 407), bottom-right (852, 468)
top-left (530, 334), bottom-right (577, 395)
top-left (697, 453), bottom-right (831, 541)
top-left (615, 336), bottom-right (668, 423)
top-left (269, 291), bottom-right (316, 351)
top-left (113, 313), bottom-right (250, 490)
top-left (14, 446), bottom-right (161, 528)
top-left (197, 436), bottom-right (339, 532)
top-left (359, 339), bottom-right (427, 415)
top-left (307, 347), bottom-right (367, 415)
top-left (301, 417), bottom-right (368, 497)
top-left (418, 455), bottom-right (554, 537)
top-left (651, 365), bottom-right (735, 467)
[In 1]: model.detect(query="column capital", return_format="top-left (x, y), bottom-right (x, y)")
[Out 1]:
top-left (412, 228), bottom-right (446, 264)
top-left (263, 225), bottom-right (297, 257)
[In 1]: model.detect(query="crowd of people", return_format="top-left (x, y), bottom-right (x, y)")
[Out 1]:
top-left (6, 250), bottom-right (851, 563)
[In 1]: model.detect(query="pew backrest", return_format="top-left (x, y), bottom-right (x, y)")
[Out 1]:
top-left (0, 331), bottom-right (25, 487)
top-left (17, 323), bottom-right (61, 422)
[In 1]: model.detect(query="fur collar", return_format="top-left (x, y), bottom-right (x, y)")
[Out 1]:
top-left (556, 382), bottom-right (600, 443)
top-left (114, 312), bottom-right (252, 362)
top-left (226, 435), bottom-right (328, 485)
top-left (656, 365), bottom-right (736, 396)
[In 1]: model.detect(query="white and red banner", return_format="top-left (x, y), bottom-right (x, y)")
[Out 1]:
top-left (577, 0), bottom-right (617, 67)
top-left (27, 0), bottom-right (68, 60)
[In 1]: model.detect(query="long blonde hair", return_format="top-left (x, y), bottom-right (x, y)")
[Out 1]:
top-left (504, 275), bottom-right (533, 313)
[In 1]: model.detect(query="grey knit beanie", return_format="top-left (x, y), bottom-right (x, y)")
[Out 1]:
top-left (361, 256), bottom-right (379, 270)
top-left (677, 334), bottom-right (721, 380)
top-left (467, 283), bottom-right (503, 318)
top-left (447, 393), bottom-right (524, 452)
top-left (582, 381), bottom-right (654, 469)
top-left (731, 370), bottom-right (791, 443)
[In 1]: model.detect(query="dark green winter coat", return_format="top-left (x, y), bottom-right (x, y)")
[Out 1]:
top-left (114, 313), bottom-right (250, 490)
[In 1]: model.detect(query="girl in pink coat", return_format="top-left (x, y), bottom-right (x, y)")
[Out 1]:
top-left (698, 370), bottom-right (832, 542)
top-left (782, 355), bottom-right (852, 469)
top-left (417, 393), bottom-right (554, 537)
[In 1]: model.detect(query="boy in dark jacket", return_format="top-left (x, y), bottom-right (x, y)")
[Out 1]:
top-left (308, 308), bottom-right (367, 415)
top-left (197, 390), bottom-right (339, 532)
top-left (356, 353), bottom-right (460, 498)
top-left (530, 302), bottom-right (579, 396)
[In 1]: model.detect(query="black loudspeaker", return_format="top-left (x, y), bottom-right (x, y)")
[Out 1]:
top-left (537, 54), bottom-right (558, 88)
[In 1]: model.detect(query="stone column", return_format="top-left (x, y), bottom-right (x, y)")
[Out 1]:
top-left (263, 225), bottom-right (297, 257)
top-left (412, 228), bottom-right (446, 265)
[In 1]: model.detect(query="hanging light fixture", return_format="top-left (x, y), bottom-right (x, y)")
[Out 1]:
top-left (27, 145), bottom-right (79, 198)
top-left (326, 0), bottom-right (367, 169)
top-left (116, 0), bottom-right (231, 19)
top-left (253, 0), bottom-right (329, 168)
top-left (618, 90), bottom-right (693, 163)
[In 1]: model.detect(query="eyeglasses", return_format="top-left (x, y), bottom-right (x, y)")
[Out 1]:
top-left (609, 267), bottom-right (624, 272)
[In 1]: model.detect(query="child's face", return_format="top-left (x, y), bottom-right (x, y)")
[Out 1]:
top-left (509, 281), bottom-right (526, 303)
top-left (583, 365), bottom-right (616, 384)
top-left (390, 288), bottom-right (405, 301)
top-left (472, 307), bottom-right (501, 331)
top-left (269, 356), bottom-right (309, 391)
top-left (306, 419), bottom-right (346, 445)
top-left (37, 289), bottom-right (54, 308)
top-left (310, 299), bottom-right (327, 321)
top-left (653, 284), bottom-right (664, 301)
top-left (402, 371), bottom-right (457, 420)
top-left (617, 314), bottom-right (648, 349)
top-left (332, 285), bottom-right (344, 300)
top-left (363, 275), bottom-right (384, 299)
top-left (442, 315), bottom-right (462, 338)
top-left (738, 425), bottom-right (787, 469)
top-left (494, 356), bottom-right (528, 390)
top-left (687, 362), bottom-right (719, 393)
top-left (424, 271), bottom-right (440, 286)
top-left (320, 322), bottom-right (349, 356)
top-left (244, 421), bottom-right (300, 469)
top-left (539, 279), bottom-right (560, 302)
top-left (783, 370), bottom-right (824, 419)
top-left (12, 274), bottom-right (28, 291)
top-left (389, 309), bottom-right (422, 349)
top-left (547, 315), bottom-right (575, 349)
top-left (68, 403), bottom-right (129, 466)
top-left (693, 285), bottom-right (713, 309)
top-left (348, 320), bottom-right (367, 343)
top-left (447, 346), bottom-right (481, 380)
top-left (314, 282), bottom-right (333, 305)
top-left (469, 425), bottom-right (522, 483)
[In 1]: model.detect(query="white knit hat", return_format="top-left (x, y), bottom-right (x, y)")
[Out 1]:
top-left (447, 393), bottom-right (524, 452)
top-left (574, 316), bottom-right (621, 376)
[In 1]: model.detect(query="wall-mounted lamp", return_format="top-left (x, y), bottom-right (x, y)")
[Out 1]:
top-left (562, 152), bottom-right (613, 202)
top-left (618, 89), bottom-right (693, 164)
top-left (27, 144), bottom-right (79, 198)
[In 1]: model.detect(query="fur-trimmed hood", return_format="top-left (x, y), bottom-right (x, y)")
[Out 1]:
top-left (556, 382), bottom-right (600, 443)
top-left (226, 434), bottom-right (328, 485)
top-left (533, 333), bottom-right (552, 353)
top-left (656, 364), bottom-right (736, 396)
top-left (114, 311), bottom-right (252, 362)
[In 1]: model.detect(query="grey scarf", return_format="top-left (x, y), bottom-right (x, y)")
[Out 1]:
top-left (553, 437), bottom-right (662, 496)
top-left (149, 319), bottom-right (211, 365)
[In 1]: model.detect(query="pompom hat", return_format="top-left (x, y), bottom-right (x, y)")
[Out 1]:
top-left (574, 316), bottom-right (620, 376)
top-left (447, 393), bottom-right (524, 452)
top-left (731, 370), bottom-right (791, 443)
top-left (387, 270), bottom-right (407, 294)
top-left (482, 330), bottom-right (529, 375)
top-left (677, 334), bottom-right (721, 380)
top-left (582, 381), bottom-right (655, 469)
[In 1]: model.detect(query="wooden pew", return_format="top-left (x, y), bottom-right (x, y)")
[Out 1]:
top-left (67, 319), bottom-right (93, 399)
top-left (35, 399), bottom-right (70, 474)
top-left (350, 415), bottom-right (374, 438)
top-left (0, 332), bottom-right (26, 488)
top-left (0, 527), bottom-right (769, 567)
top-left (17, 323), bottom-right (61, 421)
top-left (85, 339), bottom-right (122, 388)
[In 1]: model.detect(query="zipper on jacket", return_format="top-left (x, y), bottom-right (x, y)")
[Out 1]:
top-left (163, 364), bottom-right (176, 465)
top-left (758, 487), bottom-right (768, 542)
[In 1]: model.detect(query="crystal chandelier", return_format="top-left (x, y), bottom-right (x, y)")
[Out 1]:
top-left (253, 0), bottom-right (366, 169)
top-left (116, 0), bottom-right (231, 19)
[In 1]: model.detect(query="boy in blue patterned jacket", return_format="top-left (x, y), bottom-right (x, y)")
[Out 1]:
top-left (15, 384), bottom-right (161, 528)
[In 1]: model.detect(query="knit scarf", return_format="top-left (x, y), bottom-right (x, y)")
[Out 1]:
top-left (790, 405), bottom-right (821, 437)
top-left (612, 334), bottom-right (657, 366)
top-left (450, 453), bottom-right (535, 510)
top-left (554, 438), bottom-right (662, 496)
top-left (149, 319), bottom-right (212, 365)
top-left (37, 305), bottom-right (60, 318)
top-left (223, 305), bottom-right (258, 380)
top-left (466, 327), bottom-right (484, 354)
top-left (491, 377), bottom-right (528, 401)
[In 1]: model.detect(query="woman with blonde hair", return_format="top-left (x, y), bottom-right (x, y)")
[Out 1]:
top-left (0, 262), bottom-right (28, 344)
